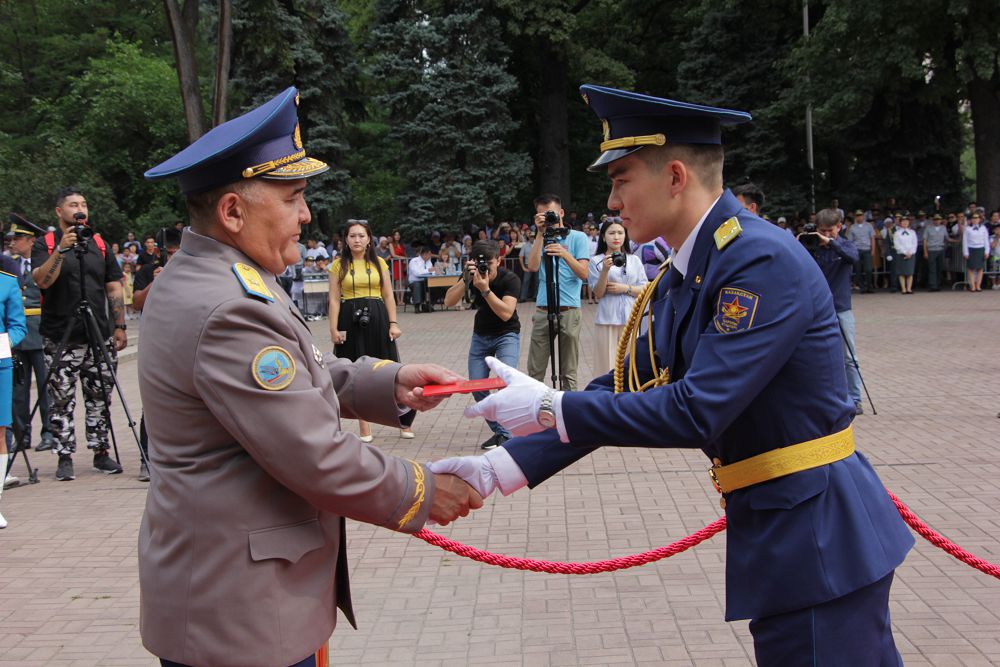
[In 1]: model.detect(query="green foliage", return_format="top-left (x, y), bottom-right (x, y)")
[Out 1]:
top-left (369, 5), bottom-right (531, 237)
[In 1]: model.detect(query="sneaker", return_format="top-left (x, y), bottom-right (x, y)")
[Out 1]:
top-left (3, 474), bottom-right (20, 490)
top-left (0, 511), bottom-right (6, 529)
top-left (855, 402), bottom-right (864, 416)
top-left (36, 432), bottom-right (57, 452)
top-left (93, 452), bottom-right (123, 475)
top-left (480, 433), bottom-right (509, 451)
top-left (55, 455), bottom-right (75, 481)
top-left (138, 461), bottom-right (150, 482)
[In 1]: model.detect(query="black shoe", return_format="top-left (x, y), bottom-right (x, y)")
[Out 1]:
top-left (36, 432), bottom-right (56, 452)
top-left (93, 452), bottom-right (123, 475)
top-left (480, 433), bottom-right (508, 450)
top-left (855, 402), bottom-right (864, 416)
top-left (55, 455), bottom-right (75, 481)
top-left (138, 461), bottom-right (150, 482)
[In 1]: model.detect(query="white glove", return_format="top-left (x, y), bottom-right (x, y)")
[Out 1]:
top-left (463, 356), bottom-right (555, 436)
top-left (427, 455), bottom-right (499, 499)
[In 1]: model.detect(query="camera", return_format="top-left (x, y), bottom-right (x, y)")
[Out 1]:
top-left (609, 251), bottom-right (626, 268)
top-left (352, 306), bottom-right (370, 327)
top-left (475, 254), bottom-right (489, 277)
top-left (799, 223), bottom-right (821, 250)
top-left (543, 225), bottom-right (570, 243)
top-left (69, 212), bottom-right (93, 247)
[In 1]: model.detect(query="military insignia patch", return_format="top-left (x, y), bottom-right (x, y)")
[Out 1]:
top-left (713, 286), bottom-right (759, 333)
top-left (232, 263), bottom-right (274, 302)
top-left (252, 346), bottom-right (296, 390)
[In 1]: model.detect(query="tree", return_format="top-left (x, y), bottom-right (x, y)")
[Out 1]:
top-left (370, 2), bottom-right (531, 237)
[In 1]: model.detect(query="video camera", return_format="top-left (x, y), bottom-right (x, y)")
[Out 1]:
top-left (70, 212), bottom-right (94, 247)
top-left (798, 223), bottom-right (822, 251)
top-left (542, 211), bottom-right (570, 243)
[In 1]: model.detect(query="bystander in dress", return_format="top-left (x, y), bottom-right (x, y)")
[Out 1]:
top-left (892, 216), bottom-right (917, 294)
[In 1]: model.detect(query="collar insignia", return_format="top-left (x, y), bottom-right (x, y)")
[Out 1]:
top-left (252, 346), bottom-right (296, 390)
top-left (713, 286), bottom-right (759, 334)
top-left (312, 343), bottom-right (325, 367)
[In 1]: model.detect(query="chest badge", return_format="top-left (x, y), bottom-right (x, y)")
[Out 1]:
top-left (252, 346), bottom-right (296, 390)
top-left (311, 344), bottom-right (325, 367)
top-left (713, 286), bottom-right (760, 334)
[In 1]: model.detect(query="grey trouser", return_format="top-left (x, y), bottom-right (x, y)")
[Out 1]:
top-left (527, 307), bottom-right (582, 391)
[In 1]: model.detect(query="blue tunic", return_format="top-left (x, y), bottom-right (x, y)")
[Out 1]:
top-left (0, 271), bottom-right (27, 427)
top-left (503, 190), bottom-right (913, 621)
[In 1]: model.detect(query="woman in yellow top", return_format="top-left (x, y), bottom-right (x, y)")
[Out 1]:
top-left (328, 220), bottom-right (413, 441)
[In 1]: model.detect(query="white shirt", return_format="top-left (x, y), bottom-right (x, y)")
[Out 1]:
top-left (963, 224), bottom-right (989, 256)
top-left (892, 228), bottom-right (917, 256)
top-left (588, 253), bottom-right (648, 325)
top-left (671, 193), bottom-right (723, 277)
top-left (407, 255), bottom-right (434, 283)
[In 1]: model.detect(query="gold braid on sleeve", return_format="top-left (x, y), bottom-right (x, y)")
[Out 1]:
top-left (613, 261), bottom-right (673, 394)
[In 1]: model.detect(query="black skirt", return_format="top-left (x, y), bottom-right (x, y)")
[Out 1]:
top-left (335, 297), bottom-right (399, 362)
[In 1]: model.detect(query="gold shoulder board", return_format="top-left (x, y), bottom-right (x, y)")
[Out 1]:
top-left (714, 217), bottom-right (742, 250)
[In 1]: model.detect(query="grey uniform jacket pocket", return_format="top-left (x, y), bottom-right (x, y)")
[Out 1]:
top-left (248, 518), bottom-right (325, 563)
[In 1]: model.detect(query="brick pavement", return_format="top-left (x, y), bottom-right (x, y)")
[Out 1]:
top-left (0, 290), bottom-right (998, 666)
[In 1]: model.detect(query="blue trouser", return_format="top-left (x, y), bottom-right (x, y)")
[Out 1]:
top-left (837, 310), bottom-right (862, 405)
top-left (162, 657), bottom-right (315, 667)
top-left (750, 572), bottom-right (901, 666)
top-left (469, 330), bottom-right (521, 438)
top-left (853, 250), bottom-right (873, 291)
top-left (927, 249), bottom-right (944, 289)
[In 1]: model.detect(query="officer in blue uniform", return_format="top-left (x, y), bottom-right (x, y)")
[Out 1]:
top-left (0, 261), bottom-right (28, 527)
top-left (432, 85), bottom-right (914, 665)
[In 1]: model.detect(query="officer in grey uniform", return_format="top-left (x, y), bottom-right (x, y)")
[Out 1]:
top-left (139, 87), bottom-right (482, 667)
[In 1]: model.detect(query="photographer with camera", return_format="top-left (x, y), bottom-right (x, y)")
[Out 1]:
top-left (589, 218), bottom-right (648, 373)
top-left (31, 187), bottom-right (126, 480)
top-left (443, 240), bottom-right (521, 450)
top-left (798, 208), bottom-right (864, 415)
top-left (524, 194), bottom-right (590, 390)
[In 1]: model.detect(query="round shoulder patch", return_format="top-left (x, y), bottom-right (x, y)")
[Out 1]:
top-left (252, 346), bottom-right (296, 391)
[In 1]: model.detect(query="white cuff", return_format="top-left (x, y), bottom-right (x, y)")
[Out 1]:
top-left (554, 391), bottom-right (570, 443)
top-left (483, 446), bottom-right (528, 496)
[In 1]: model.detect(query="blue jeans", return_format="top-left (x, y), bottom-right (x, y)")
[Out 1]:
top-left (837, 310), bottom-right (862, 405)
top-left (469, 331), bottom-right (521, 438)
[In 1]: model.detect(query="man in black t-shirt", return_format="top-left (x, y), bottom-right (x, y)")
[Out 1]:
top-left (443, 240), bottom-right (521, 450)
top-left (31, 187), bottom-right (126, 481)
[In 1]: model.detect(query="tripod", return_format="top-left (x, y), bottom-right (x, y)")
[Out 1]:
top-left (837, 316), bottom-right (876, 415)
top-left (542, 247), bottom-right (563, 390)
top-left (4, 239), bottom-right (145, 484)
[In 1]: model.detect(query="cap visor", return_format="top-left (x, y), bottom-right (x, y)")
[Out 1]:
top-left (587, 147), bottom-right (642, 172)
top-left (261, 156), bottom-right (330, 180)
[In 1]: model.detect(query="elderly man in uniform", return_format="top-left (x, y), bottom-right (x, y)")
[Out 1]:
top-left (140, 87), bottom-right (482, 667)
top-left (433, 85), bottom-right (913, 665)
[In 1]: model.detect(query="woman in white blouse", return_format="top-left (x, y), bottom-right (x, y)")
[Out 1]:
top-left (962, 212), bottom-right (990, 291)
top-left (589, 219), bottom-right (648, 373)
top-left (892, 215), bottom-right (918, 294)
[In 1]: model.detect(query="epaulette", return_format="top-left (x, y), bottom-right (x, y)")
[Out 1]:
top-left (231, 262), bottom-right (274, 302)
top-left (714, 217), bottom-right (742, 250)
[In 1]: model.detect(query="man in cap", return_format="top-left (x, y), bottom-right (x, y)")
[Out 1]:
top-left (140, 87), bottom-right (482, 667)
top-left (5, 216), bottom-right (56, 458)
top-left (433, 84), bottom-right (912, 664)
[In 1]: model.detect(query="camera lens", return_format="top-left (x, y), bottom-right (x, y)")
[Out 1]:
top-left (544, 211), bottom-right (559, 225)
top-left (611, 251), bottom-right (626, 267)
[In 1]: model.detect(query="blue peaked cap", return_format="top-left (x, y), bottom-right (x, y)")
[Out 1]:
top-left (580, 84), bottom-right (751, 171)
top-left (145, 87), bottom-right (328, 195)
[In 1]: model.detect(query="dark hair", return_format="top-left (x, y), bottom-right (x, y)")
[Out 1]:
top-left (732, 182), bottom-right (765, 210)
top-left (471, 240), bottom-right (498, 260)
top-left (815, 208), bottom-right (843, 228)
top-left (533, 193), bottom-right (562, 209)
top-left (55, 187), bottom-right (84, 207)
top-left (636, 144), bottom-right (724, 190)
top-left (595, 218), bottom-right (631, 256)
top-left (162, 228), bottom-right (182, 248)
top-left (337, 220), bottom-right (379, 285)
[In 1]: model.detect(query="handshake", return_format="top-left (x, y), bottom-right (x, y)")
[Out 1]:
top-left (405, 357), bottom-right (558, 526)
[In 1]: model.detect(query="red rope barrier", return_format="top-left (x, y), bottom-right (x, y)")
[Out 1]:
top-left (413, 489), bottom-right (1000, 579)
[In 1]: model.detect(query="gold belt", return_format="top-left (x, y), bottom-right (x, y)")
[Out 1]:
top-left (709, 426), bottom-right (855, 497)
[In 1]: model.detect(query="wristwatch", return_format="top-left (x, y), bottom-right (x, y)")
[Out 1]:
top-left (115, 324), bottom-right (127, 331)
top-left (537, 389), bottom-right (557, 428)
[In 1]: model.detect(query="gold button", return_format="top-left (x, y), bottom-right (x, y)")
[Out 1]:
top-left (719, 497), bottom-right (726, 509)
top-left (712, 457), bottom-right (722, 466)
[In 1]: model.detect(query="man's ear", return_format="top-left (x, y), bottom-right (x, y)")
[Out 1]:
top-left (216, 192), bottom-right (246, 235)
top-left (666, 160), bottom-right (689, 198)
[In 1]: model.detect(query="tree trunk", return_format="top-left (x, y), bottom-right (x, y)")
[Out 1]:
top-left (968, 73), bottom-right (1000, 213)
top-left (164, 0), bottom-right (205, 142)
top-left (537, 43), bottom-right (571, 210)
top-left (211, 0), bottom-right (232, 127)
